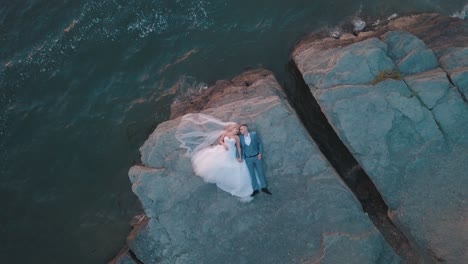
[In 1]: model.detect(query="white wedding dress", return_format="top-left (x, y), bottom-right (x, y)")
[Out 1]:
top-left (192, 136), bottom-right (253, 200)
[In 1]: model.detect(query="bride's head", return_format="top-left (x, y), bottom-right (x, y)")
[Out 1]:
top-left (225, 124), bottom-right (240, 135)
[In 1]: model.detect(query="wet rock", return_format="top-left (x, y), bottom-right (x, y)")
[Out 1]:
top-left (352, 17), bottom-right (366, 32)
top-left (339, 33), bottom-right (355, 41)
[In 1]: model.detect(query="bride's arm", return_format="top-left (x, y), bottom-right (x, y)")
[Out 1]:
top-left (219, 132), bottom-right (228, 150)
top-left (235, 136), bottom-right (242, 161)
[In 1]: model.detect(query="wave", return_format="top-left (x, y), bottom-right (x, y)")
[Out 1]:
top-left (1, 0), bottom-right (214, 75)
top-left (170, 75), bottom-right (208, 104)
top-left (75, 0), bottom-right (213, 39)
top-left (451, 4), bottom-right (467, 20)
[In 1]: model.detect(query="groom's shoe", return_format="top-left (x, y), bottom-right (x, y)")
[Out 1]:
top-left (250, 190), bottom-right (259, 197)
top-left (261, 188), bottom-right (272, 195)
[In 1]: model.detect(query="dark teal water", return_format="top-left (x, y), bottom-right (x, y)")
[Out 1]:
top-left (0, 1), bottom-right (466, 263)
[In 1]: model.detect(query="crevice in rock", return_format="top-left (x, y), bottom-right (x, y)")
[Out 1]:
top-left (445, 72), bottom-right (456, 87)
top-left (428, 109), bottom-right (449, 143)
top-left (129, 249), bottom-right (145, 264)
top-left (399, 76), bottom-right (450, 143)
top-left (282, 60), bottom-right (422, 263)
top-left (444, 72), bottom-right (467, 103)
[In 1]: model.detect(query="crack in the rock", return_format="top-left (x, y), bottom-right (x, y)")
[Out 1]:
top-left (284, 60), bottom-right (422, 263)
top-left (444, 71), bottom-right (467, 103)
top-left (380, 33), bottom-right (456, 145)
top-left (128, 249), bottom-right (145, 264)
top-left (399, 75), bottom-right (450, 143)
top-left (427, 110), bottom-right (449, 142)
top-left (429, 83), bottom-right (451, 111)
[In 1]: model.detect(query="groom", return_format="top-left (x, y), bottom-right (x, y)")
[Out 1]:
top-left (238, 124), bottom-right (272, 197)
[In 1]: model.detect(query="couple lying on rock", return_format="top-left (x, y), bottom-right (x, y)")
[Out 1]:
top-left (176, 113), bottom-right (272, 202)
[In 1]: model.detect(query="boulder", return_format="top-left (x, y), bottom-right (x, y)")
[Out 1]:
top-left (292, 13), bottom-right (468, 263)
top-left (124, 69), bottom-right (400, 263)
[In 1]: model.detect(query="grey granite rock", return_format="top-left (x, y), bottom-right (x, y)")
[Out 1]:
top-left (112, 253), bottom-right (137, 264)
top-left (405, 68), bottom-right (468, 143)
top-left (127, 217), bottom-right (172, 264)
top-left (382, 31), bottom-right (438, 76)
top-left (295, 37), bottom-right (395, 89)
top-left (125, 70), bottom-right (400, 263)
top-left (404, 68), bottom-right (450, 110)
top-left (439, 47), bottom-right (468, 98)
top-left (293, 14), bottom-right (468, 263)
top-left (110, 246), bottom-right (138, 264)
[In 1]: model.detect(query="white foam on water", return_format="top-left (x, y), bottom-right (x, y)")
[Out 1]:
top-left (387, 13), bottom-right (398, 20)
top-left (186, 0), bottom-right (212, 29)
top-left (451, 4), bottom-right (468, 19)
top-left (329, 26), bottom-right (343, 38)
top-left (170, 75), bottom-right (208, 105)
top-left (126, 0), bottom-right (213, 38)
top-left (352, 17), bottom-right (366, 31)
top-left (127, 10), bottom-right (170, 38)
top-left (0, 0), bottom-right (215, 101)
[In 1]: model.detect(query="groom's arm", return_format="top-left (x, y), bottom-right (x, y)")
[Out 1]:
top-left (256, 132), bottom-right (263, 158)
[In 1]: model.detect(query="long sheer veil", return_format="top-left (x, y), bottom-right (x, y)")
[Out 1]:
top-left (175, 113), bottom-right (236, 156)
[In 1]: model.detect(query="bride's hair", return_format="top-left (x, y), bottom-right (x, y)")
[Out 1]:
top-left (225, 124), bottom-right (239, 132)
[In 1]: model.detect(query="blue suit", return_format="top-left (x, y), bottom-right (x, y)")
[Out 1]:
top-left (239, 132), bottom-right (267, 190)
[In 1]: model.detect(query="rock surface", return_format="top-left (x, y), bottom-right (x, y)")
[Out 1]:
top-left (113, 69), bottom-right (400, 263)
top-left (111, 249), bottom-right (137, 264)
top-left (293, 13), bottom-right (468, 264)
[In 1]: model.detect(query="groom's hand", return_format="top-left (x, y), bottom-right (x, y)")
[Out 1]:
top-left (237, 158), bottom-right (243, 163)
top-left (257, 153), bottom-right (262, 160)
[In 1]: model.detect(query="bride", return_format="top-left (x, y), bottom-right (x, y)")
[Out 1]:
top-left (176, 113), bottom-right (253, 201)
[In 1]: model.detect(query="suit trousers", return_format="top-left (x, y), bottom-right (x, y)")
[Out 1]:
top-left (245, 157), bottom-right (266, 190)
